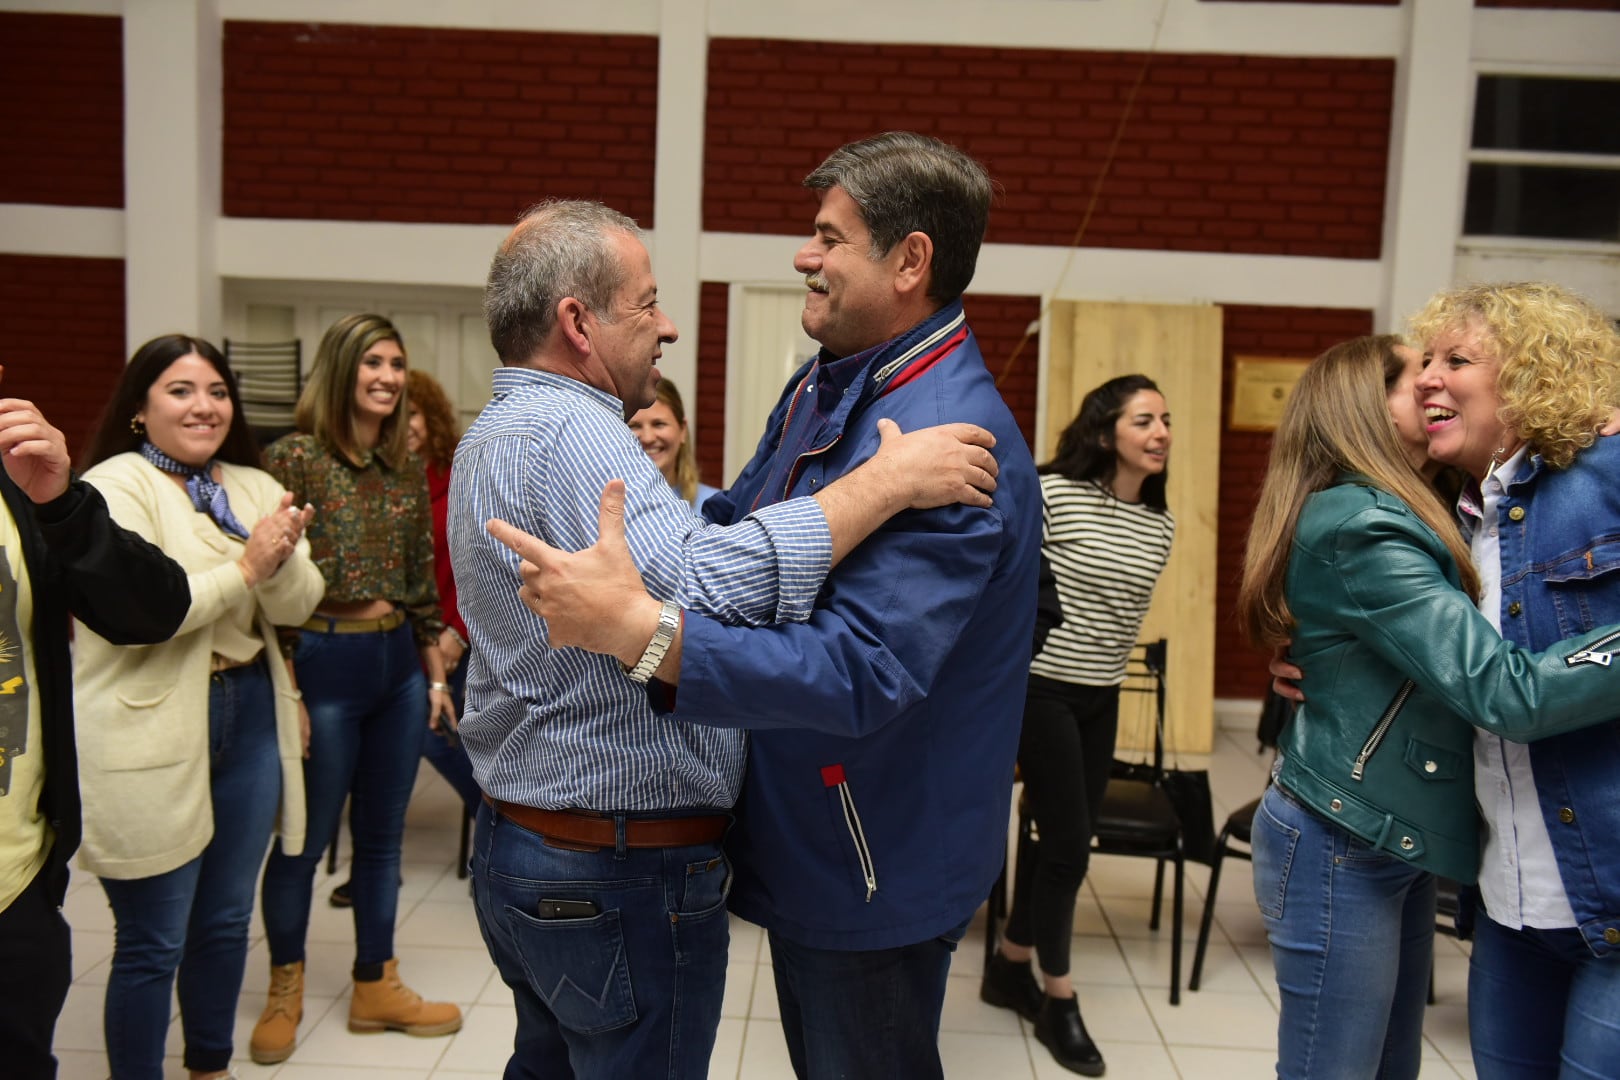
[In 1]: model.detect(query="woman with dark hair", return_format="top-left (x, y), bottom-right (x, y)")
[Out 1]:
top-left (980, 374), bottom-right (1173, 1076)
top-left (627, 378), bottom-right (720, 509)
top-left (250, 314), bottom-right (461, 1064)
top-left (1238, 333), bottom-right (1620, 1079)
top-left (75, 333), bottom-right (324, 1080)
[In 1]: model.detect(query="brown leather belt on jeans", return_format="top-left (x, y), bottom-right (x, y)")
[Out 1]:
top-left (299, 609), bottom-right (406, 634)
top-left (482, 795), bottom-right (728, 850)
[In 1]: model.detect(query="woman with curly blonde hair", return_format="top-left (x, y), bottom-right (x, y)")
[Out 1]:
top-left (1408, 281), bottom-right (1620, 1077)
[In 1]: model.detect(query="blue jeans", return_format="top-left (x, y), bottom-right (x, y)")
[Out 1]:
top-left (469, 801), bottom-right (731, 1080)
top-left (1251, 783), bottom-right (1435, 1080)
top-left (768, 920), bottom-right (966, 1080)
top-left (1469, 913), bottom-right (1620, 1079)
top-left (100, 658), bottom-right (281, 1078)
top-left (261, 622), bottom-right (425, 969)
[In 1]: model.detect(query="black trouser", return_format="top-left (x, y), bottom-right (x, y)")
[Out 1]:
top-left (1003, 676), bottom-right (1119, 978)
top-left (0, 859), bottom-right (72, 1080)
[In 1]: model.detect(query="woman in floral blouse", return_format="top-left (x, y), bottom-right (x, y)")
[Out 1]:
top-left (249, 313), bottom-right (462, 1064)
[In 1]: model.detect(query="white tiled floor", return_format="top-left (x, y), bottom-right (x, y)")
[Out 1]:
top-left (51, 729), bottom-right (1478, 1078)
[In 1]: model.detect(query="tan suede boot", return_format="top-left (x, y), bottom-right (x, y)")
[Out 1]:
top-left (348, 958), bottom-right (463, 1036)
top-left (249, 960), bottom-right (304, 1065)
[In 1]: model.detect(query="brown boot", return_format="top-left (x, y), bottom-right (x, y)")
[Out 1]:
top-left (249, 960), bottom-right (304, 1065)
top-left (348, 957), bottom-right (463, 1036)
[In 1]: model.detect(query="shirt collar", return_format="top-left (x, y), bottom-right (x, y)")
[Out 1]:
top-left (811, 300), bottom-right (967, 408)
top-left (490, 366), bottom-right (625, 417)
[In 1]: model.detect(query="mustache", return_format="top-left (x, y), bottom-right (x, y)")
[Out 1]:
top-left (804, 273), bottom-right (829, 292)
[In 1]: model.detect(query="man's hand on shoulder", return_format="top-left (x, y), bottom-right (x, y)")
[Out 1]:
top-left (1269, 642), bottom-right (1306, 703)
top-left (869, 417), bottom-right (998, 512)
top-left (0, 367), bottom-right (73, 505)
top-left (486, 479), bottom-right (664, 667)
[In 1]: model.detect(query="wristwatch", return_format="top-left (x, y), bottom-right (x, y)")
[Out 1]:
top-left (626, 600), bottom-right (681, 684)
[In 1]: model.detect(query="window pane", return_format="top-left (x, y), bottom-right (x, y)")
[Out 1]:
top-left (1464, 164), bottom-right (1620, 242)
top-left (1472, 77), bottom-right (1620, 155)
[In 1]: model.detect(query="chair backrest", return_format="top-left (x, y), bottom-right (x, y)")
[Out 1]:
top-left (1120, 637), bottom-right (1170, 776)
top-left (224, 338), bottom-right (302, 444)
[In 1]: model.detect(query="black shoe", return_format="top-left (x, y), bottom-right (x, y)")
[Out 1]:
top-left (980, 950), bottom-right (1043, 1022)
top-left (1035, 994), bottom-right (1105, 1077)
top-left (328, 880), bottom-right (353, 908)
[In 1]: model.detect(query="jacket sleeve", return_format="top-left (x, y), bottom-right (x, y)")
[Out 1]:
top-left (1032, 551), bottom-right (1062, 659)
top-left (672, 496), bottom-right (1006, 737)
top-left (32, 479), bottom-right (189, 645)
top-left (84, 465), bottom-right (252, 638)
top-left (1322, 506), bottom-right (1620, 743)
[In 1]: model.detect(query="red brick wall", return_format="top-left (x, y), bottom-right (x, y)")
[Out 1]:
top-left (1214, 303), bottom-right (1375, 699)
top-left (0, 13), bottom-right (123, 208)
top-left (223, 22), bottom-right (658, 225)
top-left (0, 256), bottom-right (127, 458)
top-left (694, 282), bottom-right (730, 489)
top-left (966, 294), bottom-right (1040, 451)
top-left (693, 287), bottom-right (1038, 489)
top-left (705, 41), bottom-right (1392, 259)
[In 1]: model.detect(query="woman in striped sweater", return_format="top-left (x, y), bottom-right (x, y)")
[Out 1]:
top-left (981, 374), bottom-right (1175, 1077)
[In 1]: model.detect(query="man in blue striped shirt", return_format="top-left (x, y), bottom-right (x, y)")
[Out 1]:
top-left (488, 135), bottom-right (1043, 1080)
top-left (450, 199), bottom-right (1002, 1080)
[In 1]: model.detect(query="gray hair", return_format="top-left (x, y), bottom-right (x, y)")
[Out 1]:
top-left (804, 132), bottom-right (992, 304)
top-left (484, 199), bottom-right (642, 365)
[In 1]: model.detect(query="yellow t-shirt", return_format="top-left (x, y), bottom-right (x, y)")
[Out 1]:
top-left (0, 503), bottom-right (48, 913)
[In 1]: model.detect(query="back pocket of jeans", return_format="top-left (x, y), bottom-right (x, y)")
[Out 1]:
top-left (503, 905), bottom-right (637, 1035)
top-left (1252, 792), bottom-right (1301, 921)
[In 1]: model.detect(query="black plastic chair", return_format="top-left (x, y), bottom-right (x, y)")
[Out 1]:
top-left (223, 337), bottom-right (302, 446)
top-left (1188, 796), bottom-right (1258, 990)
top-left (1189, 689), bottom-right (1288, 992)
top-left (1088, 639), bottom-right (1188, 1004)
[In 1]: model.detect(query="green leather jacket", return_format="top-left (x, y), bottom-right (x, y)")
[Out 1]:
top-left (1276, 480), bottom-right (1620, 883)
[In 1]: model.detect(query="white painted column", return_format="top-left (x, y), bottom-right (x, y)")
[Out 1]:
top-left (651, 0), bottom-right (707, 397)
top-left (123, 0), bottom-right (222, 350)
top-left (1377, 0), bottom-right (1474, 332)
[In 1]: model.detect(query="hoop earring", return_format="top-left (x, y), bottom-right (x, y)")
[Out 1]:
top-left (130, 415), bottom-right (146, 436)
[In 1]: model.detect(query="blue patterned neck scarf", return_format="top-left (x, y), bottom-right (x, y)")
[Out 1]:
top-left (139, 440), bottom-right (250, 539)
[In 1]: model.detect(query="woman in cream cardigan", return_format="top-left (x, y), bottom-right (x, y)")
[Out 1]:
top-left (76, 334), bottom-right (324, 1080)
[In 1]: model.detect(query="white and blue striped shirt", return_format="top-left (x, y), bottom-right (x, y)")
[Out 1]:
top-left (449, 368), bottom-right (832, 811)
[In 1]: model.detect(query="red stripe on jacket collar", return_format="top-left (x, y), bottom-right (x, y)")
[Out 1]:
top-left (875, 326), bottom-right (968, 398)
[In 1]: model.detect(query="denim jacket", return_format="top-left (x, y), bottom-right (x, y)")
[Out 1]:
top-left (1484, 434), bottom-right (1620, 958)
top-left (1277, 480), bottom-right (1620, 884)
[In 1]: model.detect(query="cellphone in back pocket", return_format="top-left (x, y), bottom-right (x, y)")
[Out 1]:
top-left (537, 897), bottom-right (600, 920)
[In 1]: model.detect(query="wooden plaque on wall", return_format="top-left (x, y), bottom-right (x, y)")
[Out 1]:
top-left (1230, 356), bottom-right (1310, 433)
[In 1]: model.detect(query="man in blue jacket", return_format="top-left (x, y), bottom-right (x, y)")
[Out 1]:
top-left (498, 132), bottom-right (1042, 1079)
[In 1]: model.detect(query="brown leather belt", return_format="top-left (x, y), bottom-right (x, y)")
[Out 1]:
top-left (483, 795), bottom-right (728, 850)
top-left (210, 652), bottom-right (259, 673)
top-left (300, 609), bottom-right (406, 635)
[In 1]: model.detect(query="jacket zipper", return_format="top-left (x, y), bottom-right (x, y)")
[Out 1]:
top-left (1351, 679), bottom-right (1415, 781)
top-left (1564, 628), bottom-right (1620, 668)
top-left (821, 764), bottom-right (878, 902)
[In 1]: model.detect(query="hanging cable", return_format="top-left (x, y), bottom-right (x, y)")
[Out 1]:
top-left (996, 0), bottom-right (1174, 388)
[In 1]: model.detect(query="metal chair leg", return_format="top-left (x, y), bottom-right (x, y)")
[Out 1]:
top-left (1169, 852), bottom-right (1185, 1006)
top-left (1190, 828), bottom-right (1231, 991)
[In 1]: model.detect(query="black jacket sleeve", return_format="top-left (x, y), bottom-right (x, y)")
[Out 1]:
top-left (1032, 552), bottom-right (1062, 659)
top-left (32, 478), bottom-right (189, 645)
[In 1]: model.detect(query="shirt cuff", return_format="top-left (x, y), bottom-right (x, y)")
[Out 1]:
top-left (747, 497), bottom-right (834, 623)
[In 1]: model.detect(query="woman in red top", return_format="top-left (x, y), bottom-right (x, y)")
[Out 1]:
top-left (405, 369), bottom-right (478, 811)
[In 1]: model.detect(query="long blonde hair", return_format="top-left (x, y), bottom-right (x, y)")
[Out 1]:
top-left (1238, 335), bottom-right (1480, 647)
top-left (295, 313), bottom-right (411, 468)
top-left (650, 378), bottom-right (701, 504)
